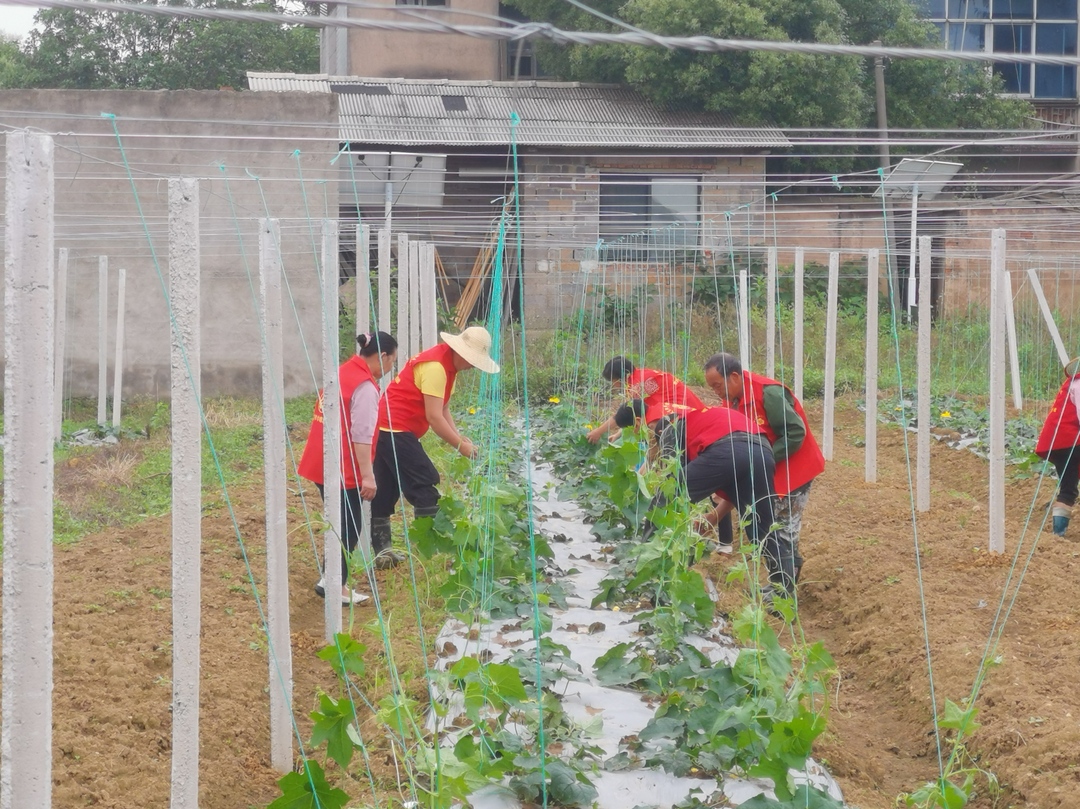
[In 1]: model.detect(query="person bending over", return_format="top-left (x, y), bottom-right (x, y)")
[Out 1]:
top-left (370, 326), bottom-right (500, 568)
top-left (703, 353), bottom-right (825, 582)
top-left (621, 400), bottom-right (797, 598)
top-left (1036, 358), bottom-right (1080, 537)
top-left (587, 356), bottom-right (705, 444)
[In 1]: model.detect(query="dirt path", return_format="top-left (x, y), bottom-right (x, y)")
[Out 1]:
top-left (3, 396), bottom-right (1079, 807)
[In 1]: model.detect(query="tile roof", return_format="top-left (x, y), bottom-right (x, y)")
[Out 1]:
top-left (246, 73), bottom-right (788, 149)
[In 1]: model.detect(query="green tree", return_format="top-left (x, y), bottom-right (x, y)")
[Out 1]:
top-left (22, 0), bottom-right (318, 90)
top-left (0, 34), bottom-right (31, 89)
top-left (506, 0), bottom-right (1030, 134)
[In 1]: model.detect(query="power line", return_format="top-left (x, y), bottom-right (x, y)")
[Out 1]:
top-left (8, 0), bottom-right (1080, 67)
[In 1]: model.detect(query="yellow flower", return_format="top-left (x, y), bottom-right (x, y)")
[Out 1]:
top-left (548, 396), bottom-right (561, 404)
top-left (612, 606), bottom-right (620, 612)
top-left (468, 407), bottom-right (477, 415)
top-left (940, 410), bottom-right (952, 419)
top-left (585, 423), bottom-right (594, 430)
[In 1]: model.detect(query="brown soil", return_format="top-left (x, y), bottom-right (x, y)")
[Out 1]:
top-left (4, 396), bottom-right (1079, 808)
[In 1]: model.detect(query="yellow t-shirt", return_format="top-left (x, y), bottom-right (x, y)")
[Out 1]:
top-left (413, 361), bottom-right (454, 399)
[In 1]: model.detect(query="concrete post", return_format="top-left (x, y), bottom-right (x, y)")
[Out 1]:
top-left (989, 230), bottom-right (1007, 555)
top-left (408, 239), bottom-right (421, 357)
top-left (421, 242), bottom-right (438, 350)
top-left (766, 246), bottom-right (776, 379)
top-left (1003, 271), bottom-right (1022, 410)
top-left (112, 267), bottom-right (126, 428)
top-left (822, 252), bottom-right (840, 461)
top-left (1027, 267), bottom-right (1070, 367)
top-left (260, 219), bottom-right (292, 772)
top-left (356, 223), bottom-right (371, 336)
top-left (398, 232), bottom-right (411, 360)
top-left (865, 249), bottom-right (879, 484)
top-left (378, 228), bottom-right (391, 334)
top-left (168, 177), bottom-right (201, 809)
top-left (738, 268), bottom-right (750, 373)
top-left (54, 246), bottom-right (68, 439)
top-left (322, 220), bottom-right (343, 640)
top-left (2, 129), bottom-right (56, 809)
top-left (793, 247), bottom-right (805, 401)
top-left (917, 236), bottom-right (932, 513)
top-left (98, 254), bottom-right (108, 426)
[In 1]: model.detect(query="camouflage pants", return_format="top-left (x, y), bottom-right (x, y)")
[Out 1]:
top-left (774, 482), bottom-right (812, 571)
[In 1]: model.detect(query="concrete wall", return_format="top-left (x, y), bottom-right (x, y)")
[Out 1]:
top-left (520, 152), bottom-right (765, 328)
top-left (0, 89), bottom-right (339, 398)
top-left (348, 0), bottom-right (502, 80)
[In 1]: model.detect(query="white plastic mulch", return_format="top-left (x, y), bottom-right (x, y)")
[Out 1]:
top-left (428, 465), bottom-right (845, 809)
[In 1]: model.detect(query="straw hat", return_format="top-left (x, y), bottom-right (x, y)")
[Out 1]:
top-left (441, 326), bottom-right (500, 373)
top-left (1067, 357), bottom-right (1080, 377)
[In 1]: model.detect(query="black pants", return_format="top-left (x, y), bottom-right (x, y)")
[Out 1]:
top-left (685, 434), bottom-right (795, 591)
top-left (314, 483), bottom-right (362, 585)
top-left (1047, 447), bottom-right (1080, 507)
top-left (371, 430), bottom-right (441, 520)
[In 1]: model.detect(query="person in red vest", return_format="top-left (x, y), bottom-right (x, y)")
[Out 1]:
top-left (298, 330), bottom-right (399, 604)
top-left (703, 353), bottom-right (826, 583)
top-left (586, 356), bottom-right (705, 444)
top-left (625, 400), bottom-right (796, 598)
top-left (1035, 358), bottom-right (1080, 537)
top-left (371, 326), bottom-right (500, 567)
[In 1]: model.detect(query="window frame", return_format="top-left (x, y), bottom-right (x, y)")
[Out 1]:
top-left (598, 172), bottom-right (702, 261)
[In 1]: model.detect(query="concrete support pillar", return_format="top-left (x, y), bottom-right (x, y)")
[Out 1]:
top-left (98, 254), bottom-right (108, 426)
top-left (765, 246), bottom-right (776, 379)
top-left (793, 247), bottom-right (805, 401)
top-left (408, 239), bottom-right (421, 356)
top-left (397, 232), bottom-right (411, 360)
top-left (168, 177), bottom-right (201, 809)
top-left (822, 252), bottom-right (840, 461)
top-left (1027, 267), bottom-right (1069, 367)
top-left (421, 242), bottom-right (438, 350)
top-left (989, 230), bottom-right (1007, 555)
top-left (322, 220), bottom-right (343, 640)
top-left (260, 219), bottom-right (292, 772)
top-left (865, 249), bottom-right (879, 484)
top-left (737, 269), bottom-right (750, 373)
top-left (356, 223), bottom-right (371, 336)
top-left (378, 228), bottom-right (391, 335)
top-left (916, 236), bottom-right (932, 513)
top-left (112, 267), bottom-right (126, 428)
top-left (2, 129), bottom-right (56, 809)
top-left (54, 246), bottom-right (67, 439)
top-left (1003, 270), bottom-right (1022, 410)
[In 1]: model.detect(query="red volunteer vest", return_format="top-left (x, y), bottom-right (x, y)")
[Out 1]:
top-left (1036, 376), bottom-right (1080, 457)
top-left (377, 343), bottom-right (458, 438)
top-left (297, 355), bottom-right (376, 489)
top-left (732, 371), bottom-right (825, 496)
top-left (627, 368), bottom-right (706, 424)
top-left (683, 406), bottom-right (757, 462)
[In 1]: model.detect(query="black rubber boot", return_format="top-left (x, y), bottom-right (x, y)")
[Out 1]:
top-left (371, 517), bottom-right (403, 569)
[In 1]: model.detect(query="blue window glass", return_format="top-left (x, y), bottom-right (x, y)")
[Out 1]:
top-left (950, 0), bottom-right (991, 16)
top-left (1036, 22), bottom-right (1077, 52)
top-left (917, 0), bottom-right (948, 16)
top-left (994, 22), bottom-right (1033, 50)
top-left (992, 0), bottom-right (1034, 17)
top-left (1034, 64), bottom-right (1077, 96)
top-left (933, 21), bottom-right (947, 41)
top-left (1038, 0), bottom-right (1077, 19)
top-left (994, 61), bottom-right (1031, 90)
top-left (949, 22), bottom-right (987, 48)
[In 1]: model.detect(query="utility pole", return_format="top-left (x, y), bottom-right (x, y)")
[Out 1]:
top-left (873, 41), bottom-right (900, 308)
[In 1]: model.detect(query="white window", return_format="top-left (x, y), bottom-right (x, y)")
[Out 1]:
top-left (599, 173), bottom-right (700, 258)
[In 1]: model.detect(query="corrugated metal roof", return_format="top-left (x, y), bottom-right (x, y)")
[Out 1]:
top-left (246, 73), bottom-right (788, 149)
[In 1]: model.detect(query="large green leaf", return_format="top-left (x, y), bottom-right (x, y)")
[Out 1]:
top-left (268, 761), bottom-right (350, 809)
top-left (309, 693), bottom-right (357, 771)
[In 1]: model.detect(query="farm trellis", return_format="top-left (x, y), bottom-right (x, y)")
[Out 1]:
top-left (5, 108), bottom-right (1080, 809)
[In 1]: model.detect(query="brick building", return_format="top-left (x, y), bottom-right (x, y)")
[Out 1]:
top-left (248, 73), bottom-right (787, 327)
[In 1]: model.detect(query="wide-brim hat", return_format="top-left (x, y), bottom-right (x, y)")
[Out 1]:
top-left (441, 326), bottom-right (500, 374)
top-left (1067, 357), bottom-right (1080, 378)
